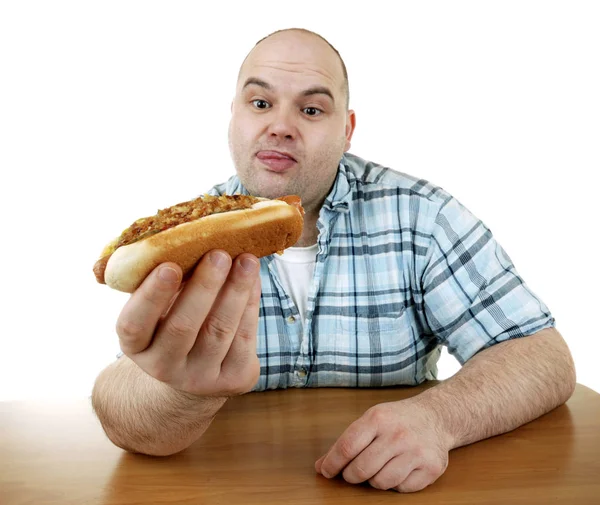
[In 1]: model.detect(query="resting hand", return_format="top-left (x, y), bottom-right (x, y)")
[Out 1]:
top-left (115, 250), bottom-right (261, 397)
top-left (315, 400), bottom-right (451, 493)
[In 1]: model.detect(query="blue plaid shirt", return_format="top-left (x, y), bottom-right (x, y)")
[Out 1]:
top-left (209, 153), bottom-right (555, 391)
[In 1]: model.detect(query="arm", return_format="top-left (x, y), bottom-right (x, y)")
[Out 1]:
top-left (92, 251), bottom-right (262, 457)
top-left (408, 326), bottom-right (576, 449)
top-left (315, 327), bottom-right (576, 492)
top-left (92, 356), bottom-right (226, 457)
top-left (316, 195), bottom-right (574, 492)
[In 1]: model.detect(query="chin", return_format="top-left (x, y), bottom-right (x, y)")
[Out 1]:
top-left (241, 175), bottom-right (293, 200)
top-left (256, 189), bottom-right (292, 200)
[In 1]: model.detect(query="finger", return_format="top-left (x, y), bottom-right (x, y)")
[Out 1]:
top-left (116, 262), bottom-right (182, 355)
top-left (368, 453), bottom-right (419, 491)
top-left (341, 436), bottom-right (398, 484)
top-left (149, 250), bottom-right (232, 359)
top-left (314, 455), bottom-right (325, 473)
top-left (190, 254), bottom-right (260, 368)
top-left (394, 452), bottom-right (447, 493)
top-left (394, 468), bottom-right (433, 493)
top-left (220, 274), bottom-right (262, 376)
top-left (162, 280), bottom-right (188, 318)
top-left (318, 418), bottom-right (378, 479)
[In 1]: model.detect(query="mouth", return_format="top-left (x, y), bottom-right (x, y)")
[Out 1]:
top-left (255, 150), bottom-right (297, 173)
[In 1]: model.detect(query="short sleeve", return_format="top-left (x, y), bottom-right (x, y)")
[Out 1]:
top-left (421, 196), bottom-right (555, 364)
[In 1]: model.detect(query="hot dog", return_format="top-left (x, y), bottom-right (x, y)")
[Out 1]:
top-left (93, 194), bottom-right (304, 293)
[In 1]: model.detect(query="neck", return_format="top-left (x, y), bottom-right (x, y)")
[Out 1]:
top-left (294, 210), bottom-right (320, 247)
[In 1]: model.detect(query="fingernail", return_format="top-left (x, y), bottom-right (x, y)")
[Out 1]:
top-left (241, 257), bottom-right (258, 273)
top-left (322, 470), bottom-right (331, 479)
top-left (159, 267), bottom-right (179, 283)
top-left (210, 251), bottom-right (229, 268)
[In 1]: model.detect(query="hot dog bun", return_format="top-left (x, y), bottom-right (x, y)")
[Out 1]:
top-left (94, 197), bottom-right (304, 293)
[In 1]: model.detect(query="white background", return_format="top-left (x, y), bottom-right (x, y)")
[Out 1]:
top-left (1, 1), bottom-right (598, 400)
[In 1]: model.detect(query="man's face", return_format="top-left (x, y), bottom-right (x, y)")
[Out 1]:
top-left (228, 31), bottom-right (355, 214)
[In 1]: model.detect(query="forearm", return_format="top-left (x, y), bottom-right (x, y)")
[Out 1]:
top-left (91, 356), bottom-right (227, 456)
top-left (408, 327), bottom-right (576, 450)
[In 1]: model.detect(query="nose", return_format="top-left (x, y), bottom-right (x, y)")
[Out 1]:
top-left (267, 106), bottom-right (297, 140)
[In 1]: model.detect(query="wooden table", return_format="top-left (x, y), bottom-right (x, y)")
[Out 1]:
top-left (1, 382), bottom-right (599, 504)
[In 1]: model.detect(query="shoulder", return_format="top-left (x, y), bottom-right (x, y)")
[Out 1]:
top-left (342, 152), bottom-right (453, 210)
top-left (342, 154), bottom-right (487, 243)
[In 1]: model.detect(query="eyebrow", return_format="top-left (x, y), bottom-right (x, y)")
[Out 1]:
top-left (242, 77), bottom-right (272, 91)
top-left (242, 77), bottom-right (335, 103)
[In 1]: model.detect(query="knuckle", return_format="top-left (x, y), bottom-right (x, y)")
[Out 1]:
top-left (246, 293), bottom-right (261, 312)
top-left (369, 476), bottom-right (390, 490)
top-left (116, 318), bottom-right (144, 339)
top-left (390, 428), bottom-right (408, 445)
top-left (229, 281), bottom-right (253, 297)
top-left (235, 325), bottom-right (257, 342)
top-left (394, 470), bottom-right (432, 493)
top-left (142, 277), bottom-right (176, 302)
top-left (428, 462), bottom-right (443, 478)
top-left (249, 280), bottom-right (262, 306)
top-left (116, 319), bottom-right (147, 351)
top-left (147, 360), bottom-right (173, 383)
top-left (397, 480), bottom-right (427, 493)
top-left (345, 464), bottom-right (369, 482)
top-left (366, 405), bottom-right (387, 424)
top-left (182, 365), bottom-right (219, 394)
top-left (412, 444), bottom-right (425, 460)
top-left (163, 313), bottom-right (197, 339)
top-left (227, 382), bottom-right (253, 396)
top-left (338, 438), bottom-right (356, 460)
top-left (194, 273), bottom-right (226, 294)
top-left (203, 313), bottom-right (236, 341)
top-left (231, 270), bottom-right (258, 292)
top-left (429, 453), bottom-right (448, 476)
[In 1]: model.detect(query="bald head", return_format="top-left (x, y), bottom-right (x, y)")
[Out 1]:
top-left (228, 27), bottom-right (356, 221)
top-left (238, 28), bottom-right (350, 110)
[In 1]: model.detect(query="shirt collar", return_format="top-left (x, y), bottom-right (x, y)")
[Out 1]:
top-left (321, 156), bottom-right (354, 213)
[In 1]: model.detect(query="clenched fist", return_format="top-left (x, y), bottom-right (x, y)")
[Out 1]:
top-left (315, 399), bottom-right (452, 493)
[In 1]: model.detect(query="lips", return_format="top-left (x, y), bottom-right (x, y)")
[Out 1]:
top-left (256, 150), bottom-right (297, 172)
top-left (256, 150), bottom-right (296, 162)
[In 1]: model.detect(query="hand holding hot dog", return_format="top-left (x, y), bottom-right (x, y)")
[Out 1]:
top-left (116, 251), bottom-right (262, 397)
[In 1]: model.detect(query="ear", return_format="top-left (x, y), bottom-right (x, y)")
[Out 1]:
top-left (344, 110), bottom-right (357, 152)
top-left (230, 100), bottom-right (234, 113)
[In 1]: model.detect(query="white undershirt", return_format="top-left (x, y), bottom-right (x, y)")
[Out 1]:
top-left (273, 244), bottom-right (319, 325)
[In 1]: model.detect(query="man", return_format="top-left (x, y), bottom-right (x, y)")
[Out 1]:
top-left (92, 28), bottom-right (576, 493)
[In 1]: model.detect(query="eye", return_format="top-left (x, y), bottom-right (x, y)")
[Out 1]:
top-left (303, 107), bottom-right (322, 117)
top-left (252, 99), bottom-right (271, 110)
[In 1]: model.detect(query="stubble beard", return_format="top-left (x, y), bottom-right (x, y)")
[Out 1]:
top-left (240, 155), bottom-right (340, 214)
top-left (230, 139), bottom-right (346, 212)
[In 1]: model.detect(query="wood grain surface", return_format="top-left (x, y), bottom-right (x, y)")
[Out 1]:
top-left (1, 382), bottom-right (599, 504)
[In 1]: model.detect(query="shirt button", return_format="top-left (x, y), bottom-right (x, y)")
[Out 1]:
top-left (286, 315), bottom-right (296, 323)
top-left (297, 368), bottom-right (307, 378)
